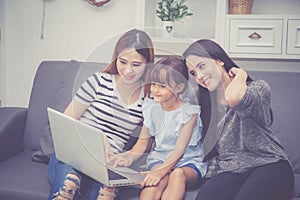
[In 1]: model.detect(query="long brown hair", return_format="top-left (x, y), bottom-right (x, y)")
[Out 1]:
top-left (183, 39), bottom-right (265, 161)
top-left (102, 29), bottom-right (154, 74)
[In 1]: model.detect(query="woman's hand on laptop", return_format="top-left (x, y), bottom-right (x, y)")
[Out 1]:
top-left (110, 151), bottom-right (134, 167)
top-left (103, 134), bottom-right (116, 165)
top-left (105, 148), bottom-right (116, 166)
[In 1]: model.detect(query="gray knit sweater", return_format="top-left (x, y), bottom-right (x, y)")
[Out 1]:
top-left (205, 79), bottom-right (290, 177)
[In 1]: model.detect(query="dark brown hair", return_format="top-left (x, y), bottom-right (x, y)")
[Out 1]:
top-left (182, 40), bottom-right (273, 161)
top-left (183, 39), bottom-right (252, 82)
top-left (102, 29), bottom-right (154, 74)
top-left (145, 56), bottom-right (188, 97)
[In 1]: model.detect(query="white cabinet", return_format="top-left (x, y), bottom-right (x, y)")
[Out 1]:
top-left (228, 18), bottom-right (283, 54)
top-left (224, 0), bottom-right (300, 59)
top-left (226, 15), bottom-right (300, 59)
top-left (136, 0), bottom-right (300, 59)
top-left (287, 19), bottom-right (300, 55)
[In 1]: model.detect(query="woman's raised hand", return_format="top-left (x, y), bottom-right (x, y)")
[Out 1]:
top-left (228, 67), bottom-right (247, 81)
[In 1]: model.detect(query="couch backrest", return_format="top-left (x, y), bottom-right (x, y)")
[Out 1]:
top-left (248, 70), bottom-right (300, 175)
top-left (23, 61), bottom-right (300, 175)
top-left (23, 60), bottom-right (107, 150)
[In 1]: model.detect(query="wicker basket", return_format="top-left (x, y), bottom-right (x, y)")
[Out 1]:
top-left (229, 0), bottom-right (253, 14)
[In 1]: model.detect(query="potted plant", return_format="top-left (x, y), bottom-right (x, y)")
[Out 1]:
top-left (156, 0), bottom-right (193, 22)
top-left (156, 0), bottom-right (193, 37)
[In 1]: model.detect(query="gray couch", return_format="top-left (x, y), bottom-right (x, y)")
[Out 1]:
top-left (0, 60), bottom-right (299, 200)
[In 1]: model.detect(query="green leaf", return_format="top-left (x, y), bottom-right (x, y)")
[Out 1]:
top-left (156, 0), bottom-right (193, 21)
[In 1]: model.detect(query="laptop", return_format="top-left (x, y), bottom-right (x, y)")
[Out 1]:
top-left (47, 107), bottom-right (145, 187)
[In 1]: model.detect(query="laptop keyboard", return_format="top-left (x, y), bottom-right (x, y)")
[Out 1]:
top-left (108, 168), bottom-right (127, 180)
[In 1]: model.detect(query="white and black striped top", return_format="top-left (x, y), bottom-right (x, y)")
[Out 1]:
top-left (74, 72), bottom-right (144, 153)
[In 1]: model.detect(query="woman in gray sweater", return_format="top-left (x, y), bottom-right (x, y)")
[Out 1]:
top-left (183, 39), bottom-right (294, 200)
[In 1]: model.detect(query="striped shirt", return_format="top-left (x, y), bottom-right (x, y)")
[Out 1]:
top-left (74, 72), bottom-right (144, 153)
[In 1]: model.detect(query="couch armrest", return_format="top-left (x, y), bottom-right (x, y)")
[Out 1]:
top-left (0, 107), bottom-right (28, 161)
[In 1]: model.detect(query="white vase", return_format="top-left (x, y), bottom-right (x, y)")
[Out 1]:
top-left (162, 21), bottom-right (174, 38)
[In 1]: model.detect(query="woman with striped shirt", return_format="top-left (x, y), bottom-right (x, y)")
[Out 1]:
top-left (47, 29), bottom-right (154, 200)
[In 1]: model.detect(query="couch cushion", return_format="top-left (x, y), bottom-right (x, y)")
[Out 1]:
top-left (248, 71), bottom-right (300, 174)
top-left (24, 61), bottom-right (107, 152)
top-left (23, 61), bottom-right (82, 150)
top-left (117, 182), bottom-right (200, 200)
top-left (293, 174), bottom-right (300, 199)
top-left (30, 61), bottom-right (108, 164)
top-left (0, 107), bottom-right (27, 161)
top-left (0, 151), bottom-right (49, 200)
top-left (31, 122), bottom-right (54, 164)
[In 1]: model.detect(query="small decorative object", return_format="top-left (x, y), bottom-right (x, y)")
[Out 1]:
top-left (162, 20), bottom-right (175, 37)
top-left (229, 0), bottom-right (253, 14)
top-left (156, 0), bottom-right (193, 37)
top-left (40, 0), bottom-right (53, 39)
top-left (85, 0), bottom-right (111, 7)
top-left (40, 0), bottom-right (47, 39)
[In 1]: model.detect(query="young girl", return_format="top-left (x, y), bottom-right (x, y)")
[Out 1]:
top-left (112, 56), bottom-right (207, 200)
top-left (183, 39), bottom-right (294, 200)
top-left (47, 29), bottom-right (154, 200)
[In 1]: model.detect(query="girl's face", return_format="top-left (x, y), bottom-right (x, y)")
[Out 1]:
top-left (150, 82), bottom-right (179, 104)
top-left (186, 55), bottom-right (225, 92)
top-left (116, 48), bottom-right (147, 85)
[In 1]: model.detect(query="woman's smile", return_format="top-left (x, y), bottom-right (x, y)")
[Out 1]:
top-left (123, 73), bottom-right (135, 81)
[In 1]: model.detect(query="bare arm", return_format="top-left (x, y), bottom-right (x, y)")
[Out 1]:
top-left (141, 114), bottom-right (197, 187)
top-left (225, 67), bottom-right (248, 107)
top-left (130, 125), bottom-right (152, 159)
top-left (112, 125), bottom-right (152, 167)
top-left (64, 100), bottom-right (117, 161)
top-left (63, 100), bottom-right (89, 119)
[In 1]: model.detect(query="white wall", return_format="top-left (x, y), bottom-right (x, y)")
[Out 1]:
top-left (0, 0), bottom-right (6, 107)
top-left (1, 0), bottom-right (300, 107)
top-left (2, 0), bottom-right (138, 107)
